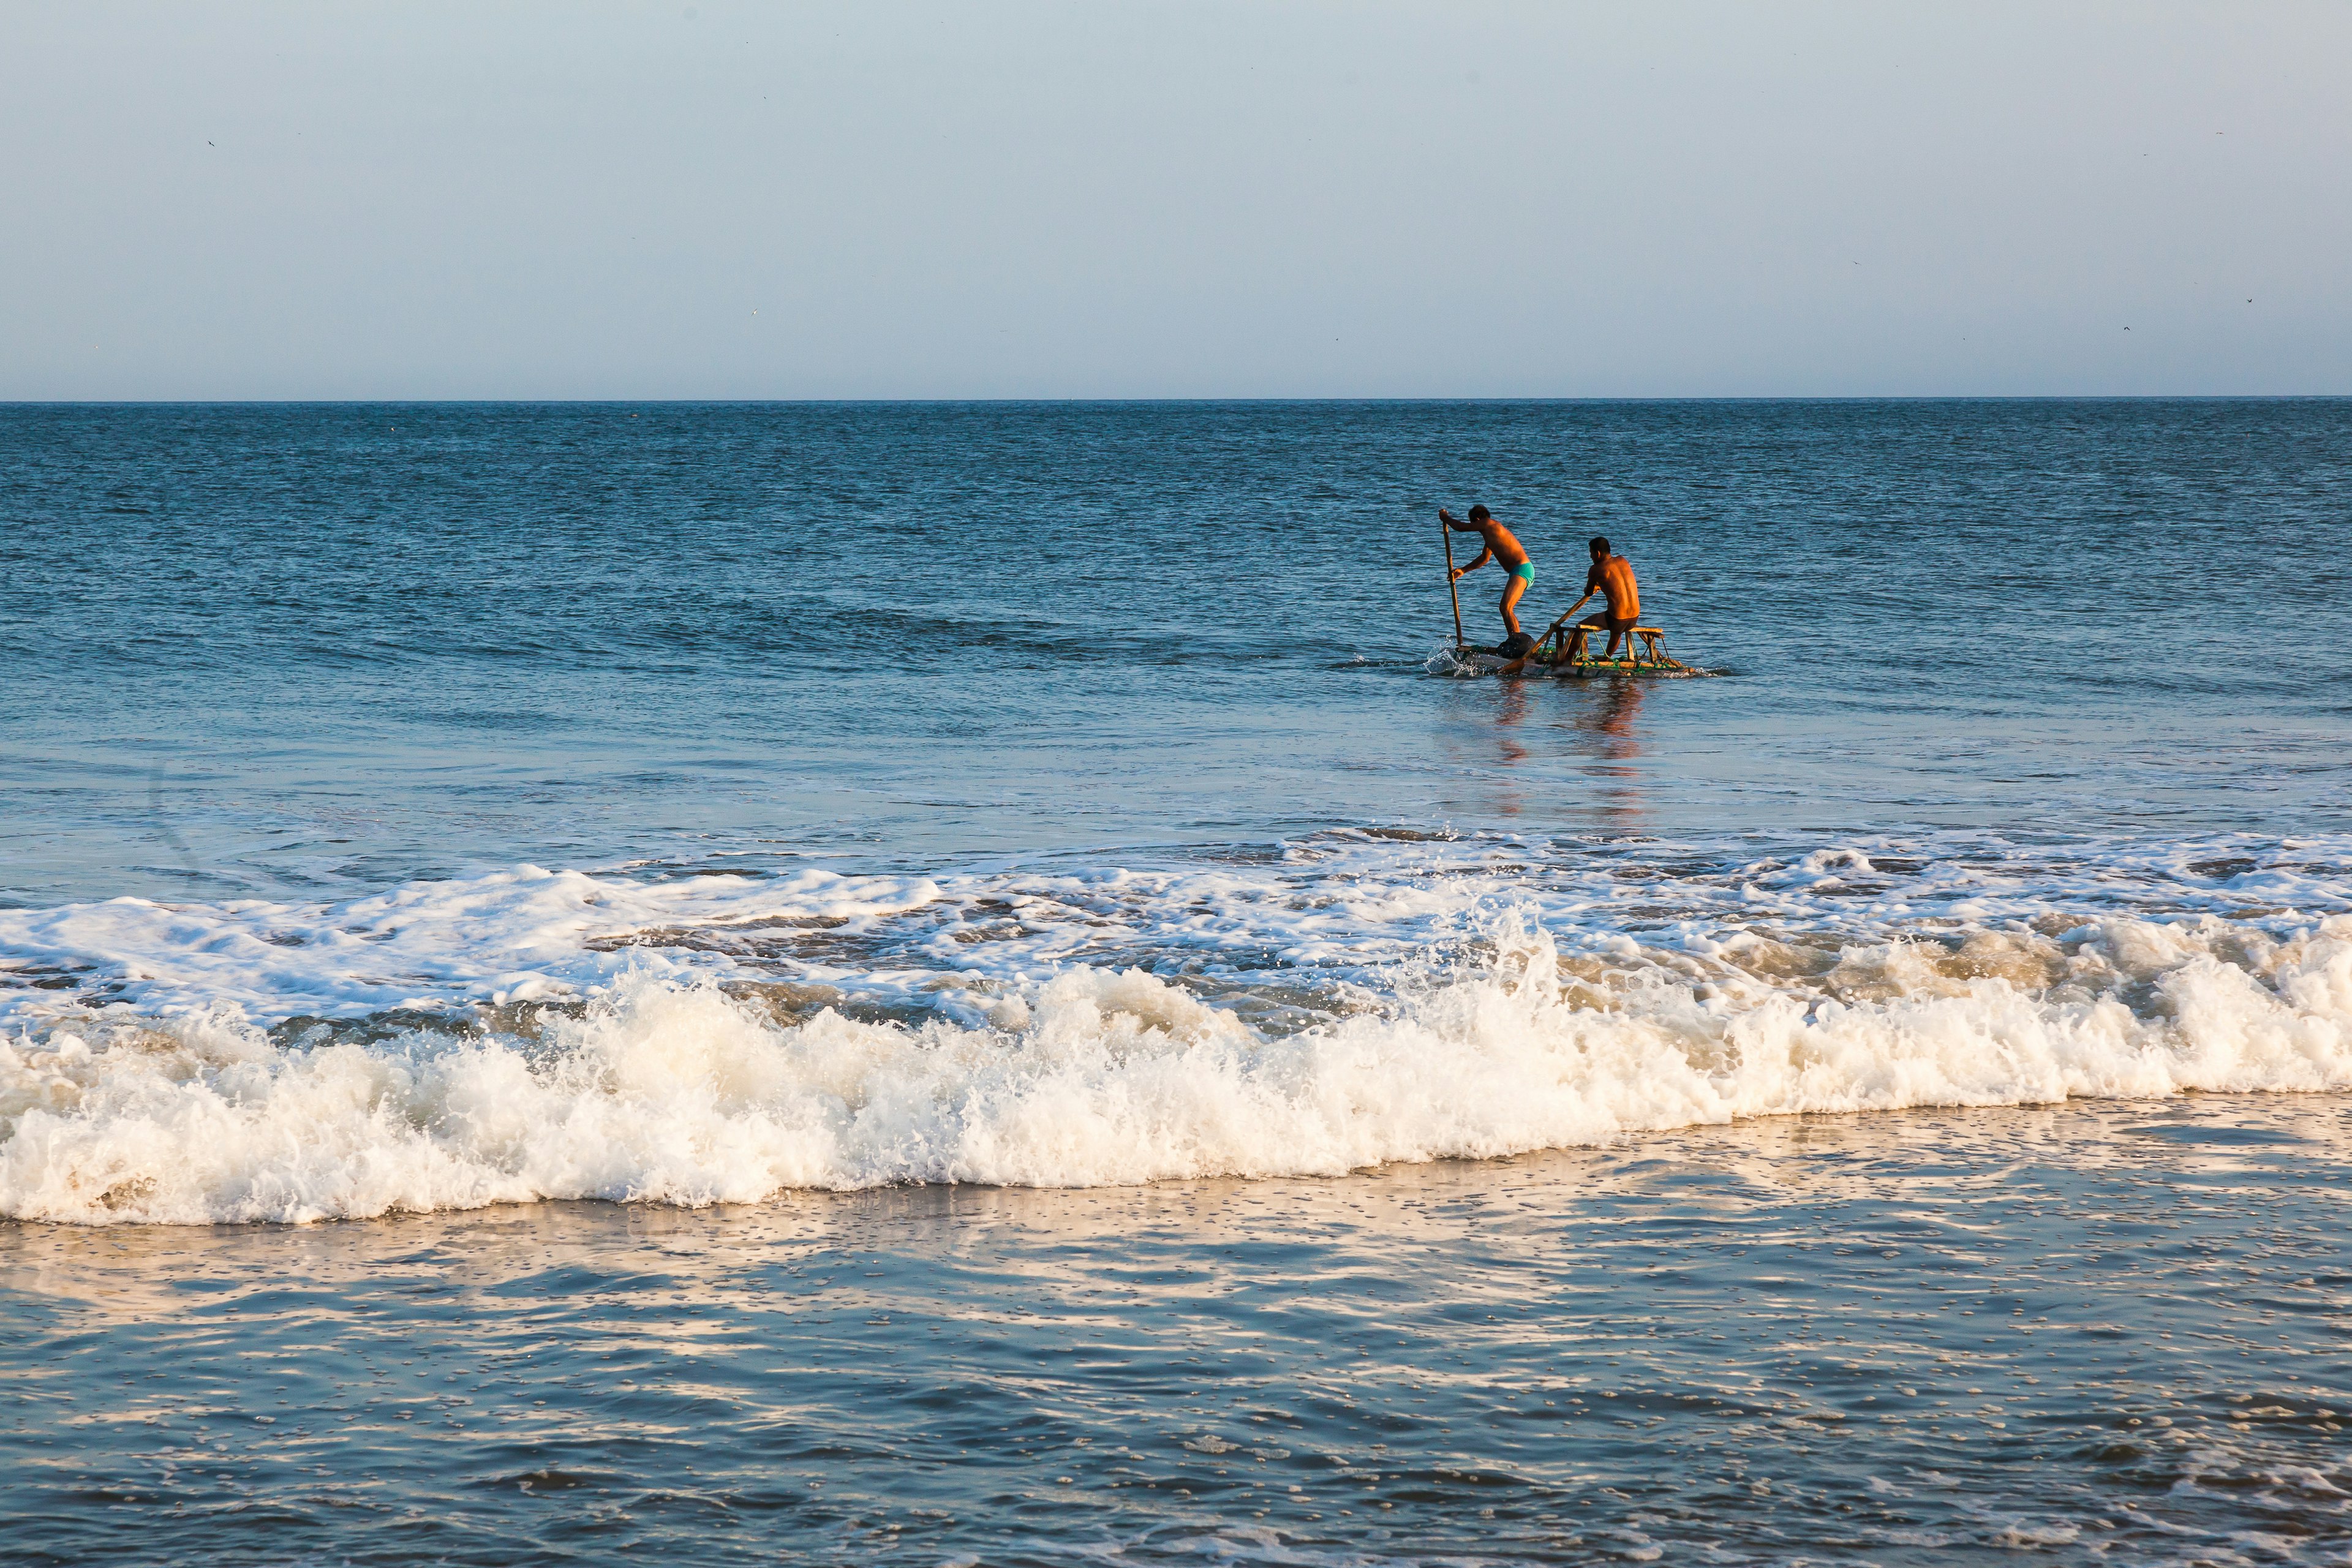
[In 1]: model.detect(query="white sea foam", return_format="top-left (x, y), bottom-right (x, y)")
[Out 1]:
top-left (6, 833), bottom-right (2345, 1032)
top-left (0, 865), bottom-right (943, 1025)
top-left (4, 831), bottom-right (2349, 1223)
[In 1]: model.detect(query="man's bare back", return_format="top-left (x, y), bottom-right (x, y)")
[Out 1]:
top-left (1554, 537), bottom-right (1642, 660)
top-left (1442, 505), bottom-right (1535, 641)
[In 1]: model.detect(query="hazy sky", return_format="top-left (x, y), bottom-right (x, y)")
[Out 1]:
top-left (5, 1), bottom-right (2346, 398)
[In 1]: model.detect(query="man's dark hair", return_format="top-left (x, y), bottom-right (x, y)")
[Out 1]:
top-left (1468, 504), bottom-right (1491, 521)
top-left (1589, 535), bottom-right (1611, 555)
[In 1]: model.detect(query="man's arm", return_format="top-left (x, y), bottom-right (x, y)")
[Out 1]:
top-left (1545, 590), bottom-right (1594, 633)
top-left (1451, 545), bottom-right (1494, 580)
top-left (1545, 564), bottom-right (1612, 630)
top-left (1439, 510), bottom-right (1495, 577)
top-left (1551, 562), bottom-right (1608, 622)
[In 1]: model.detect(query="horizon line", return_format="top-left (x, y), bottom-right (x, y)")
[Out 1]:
top-left (6, 393), bottom-right (2349, 409)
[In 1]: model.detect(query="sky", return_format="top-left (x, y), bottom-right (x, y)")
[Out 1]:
top-left (4, 1), bottom-right (2347, 399)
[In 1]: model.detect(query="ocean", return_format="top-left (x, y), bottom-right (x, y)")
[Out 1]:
top-left (3, 399), bottom-right (2349, 1564)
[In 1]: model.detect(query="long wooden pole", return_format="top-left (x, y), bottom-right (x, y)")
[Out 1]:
top-left (1440, 515), bottom-right (1465, 648)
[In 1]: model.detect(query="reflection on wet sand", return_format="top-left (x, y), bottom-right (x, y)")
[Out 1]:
top-left (1578, 673), bottom-right (1646, 745)
top-left (1572, 676), bottom-right (1646, 826)
top-left (1436, 673), bottom-right (1659, 826)
top-left (1488, 679), bottom-right (1532, 815)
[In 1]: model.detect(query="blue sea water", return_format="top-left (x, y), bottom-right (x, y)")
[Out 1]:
top-left (2, 400), bottom-right (2350, 1564)
top-left (4, 399), bottom-right (2346, 905)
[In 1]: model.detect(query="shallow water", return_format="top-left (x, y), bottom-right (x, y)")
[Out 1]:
top-left (9, 1096), bottom-right (2350, 1566)
top-left (2, 401), bottom-right (2350, 1559)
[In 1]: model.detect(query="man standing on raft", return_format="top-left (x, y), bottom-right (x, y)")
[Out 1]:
top-left (1555, 536), bottom-right (1642, 660)
top-left (1442, 505), bottom-right (1534, 648)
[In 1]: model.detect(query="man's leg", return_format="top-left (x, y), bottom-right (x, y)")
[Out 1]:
top-left (1499, 575), bottom-right (1528, 638)
top-left (1603, 617), bottom-right (1632, 660)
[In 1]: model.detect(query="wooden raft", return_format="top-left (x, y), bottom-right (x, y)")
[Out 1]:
top-left (1517, 621), bottom-right (1687, 674)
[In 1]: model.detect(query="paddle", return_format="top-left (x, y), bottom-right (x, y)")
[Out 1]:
top-left (1439, 510), bottom-right (1465, 649)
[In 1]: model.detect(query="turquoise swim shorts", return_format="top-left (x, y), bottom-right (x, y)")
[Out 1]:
top-left (1510, 562), bottom-right (1536, 586)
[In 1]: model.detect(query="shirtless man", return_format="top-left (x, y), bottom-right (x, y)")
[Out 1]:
top-left (1442, 505), bottom-right (1534, 643)
top-left (1555, 536), bottom-right (1642, 660)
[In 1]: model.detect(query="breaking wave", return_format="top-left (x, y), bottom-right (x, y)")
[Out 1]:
top-left (4, 845), bottom-right (2348, 1222)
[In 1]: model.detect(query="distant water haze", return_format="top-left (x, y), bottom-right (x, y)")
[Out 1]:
top-left (4, 0), bottom-right (2348, 399)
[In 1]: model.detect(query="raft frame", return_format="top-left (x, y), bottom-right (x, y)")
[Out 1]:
top-left (1544, 622), bottom-right (1681, 672)
top-left (1453, 621), bottom-right (1688, 676)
